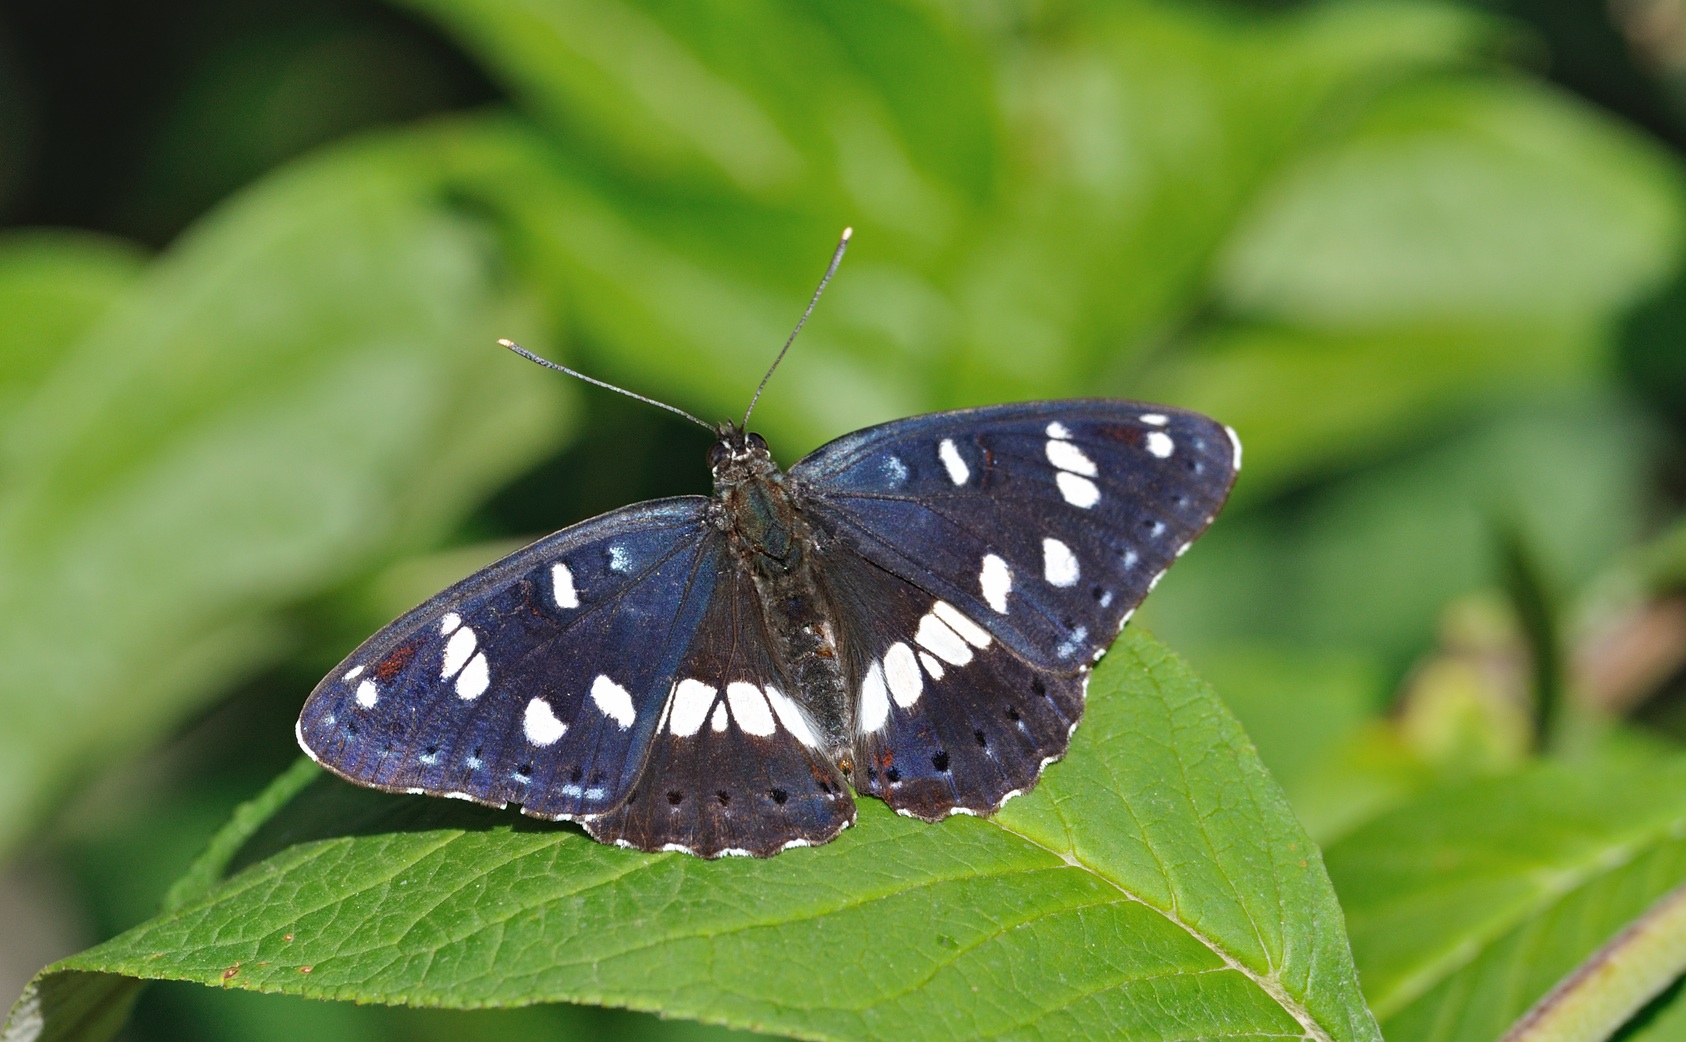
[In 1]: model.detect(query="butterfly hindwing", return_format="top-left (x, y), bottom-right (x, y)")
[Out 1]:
top-left (794, 401), bottom-right (1239, 672)
top-left (584, 560), bottom-right (854, 856)
top-left (819, 550), bottom-right (1085, 819)
top-left (295, 498), bottom-right (722, 820)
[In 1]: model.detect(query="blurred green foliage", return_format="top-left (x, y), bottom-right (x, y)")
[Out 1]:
top-left (4, 0), bottom-right (1686, 1038)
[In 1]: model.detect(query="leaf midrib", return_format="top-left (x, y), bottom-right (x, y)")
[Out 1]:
top-left (986, 817), bottom-right (1325, 1042)
top-left (77, 819), bottom-right (1328, 1042)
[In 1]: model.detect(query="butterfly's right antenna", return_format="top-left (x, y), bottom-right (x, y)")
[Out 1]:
top-left (743, 227), bottom-right (851, 428)
top-left (498, 339), bottom-right (715, 433)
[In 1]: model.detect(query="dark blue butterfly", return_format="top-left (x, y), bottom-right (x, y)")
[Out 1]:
top-left (296, 239), bottom-right (1240, 858)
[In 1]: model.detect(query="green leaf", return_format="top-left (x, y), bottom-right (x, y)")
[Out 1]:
top-left (1216, 78), bottom-right (1686, 328)
top-left (1143, 321), bottom-right (1601, 500)
top-left (1499, 882), bottom-right (1686, 1042)
top-left (0, 125), bottom-right (571, 857)
top-left (1147, 400), bottom-right (1654, 675)
top-left (7, 632), bottom-right (1379, 1042)
top-left (1325, 758), bottom-right (1686, 1041)
top-left (0, 231), bottom-right (146, 417)
top-left (1147, 74), bottom-right (1686, 496)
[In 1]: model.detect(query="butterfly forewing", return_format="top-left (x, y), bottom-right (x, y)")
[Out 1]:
top-left (296, 498), bottom-right (722, 820)
top-left (584, 563), bottom-right (854, 857)
top-left (794, 402), bottom-right (1239, 671)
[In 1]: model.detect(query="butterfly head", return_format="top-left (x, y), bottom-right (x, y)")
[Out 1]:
top-left (709, 423), bottom-right (778, 490)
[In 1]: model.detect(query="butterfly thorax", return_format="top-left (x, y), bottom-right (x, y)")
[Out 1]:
top-left (708, 425), bottom-right (853, 760)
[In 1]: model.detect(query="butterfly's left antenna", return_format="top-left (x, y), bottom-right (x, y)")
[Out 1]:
top-left (743, 227), bottom-right (851, 428)
top-left (498, 339), bottom-right (716, 433)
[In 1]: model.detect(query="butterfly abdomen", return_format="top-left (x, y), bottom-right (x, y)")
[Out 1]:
top-left (717, 467), bottom-right (854, 760)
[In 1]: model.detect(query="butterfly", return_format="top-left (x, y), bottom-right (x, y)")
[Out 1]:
top-left (296, 232), bottom-right (1240, 858)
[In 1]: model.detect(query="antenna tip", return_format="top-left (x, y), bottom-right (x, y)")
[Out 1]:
top-left (841, 227), bottom-right (853, 241)
top-left (497, 338), bottom-right (518, 348)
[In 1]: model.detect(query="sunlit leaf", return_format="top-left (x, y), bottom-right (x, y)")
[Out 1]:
top-left (1217, 79), bottom-right (1686, 327)
top-left (7, 633), bottom-right (1379, 1042)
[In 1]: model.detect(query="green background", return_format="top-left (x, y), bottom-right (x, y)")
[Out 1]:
top-left (4, 0), bottom-right (1686, 1038)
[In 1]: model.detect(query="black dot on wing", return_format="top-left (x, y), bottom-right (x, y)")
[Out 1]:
top-left (771, 788), bottom-right (788, 805)
top-left (973, 729), bottom-right (987, 748)
top-left (1005, 705), bottom-right (1020, 722)
top-left (866, 765), bottom-right (878, 781)
top-left (1031, 678), bottom-right (1047, 698)
top-left (667, 790), bottom-right (684, 805)
top-left (517, 763), bottom-right (533, 777)
top-left (569, 766), bottom-right (583, 783)
top-left (932, 750), bottom-right (950, 772)
top-left (716, 790), bottom-right (730, 806)
top-left (885, 767), bottom-right (901, 784)
top-left (424, 744), bottom-right (439, 756)
top-left (1090, 585), bottom-right (1106, 601)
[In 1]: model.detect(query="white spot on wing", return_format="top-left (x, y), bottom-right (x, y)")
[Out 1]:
top-left (916, 612), bottom-right (973, 666)
top-left (1140, 413), bottom-right (1168, 426)
top-left (524, 697), bottom-right (567, 745)
top-left (727, 681), bottom-right (776, 737)
top-left (1046, 421), bottom-right (1071, 439)
top-left (933, 601), bottom-right (992, 648)
top-left (1045, 439), bottom-right (1096, 476)
top-left (884, 642), bottom-right (923, 708)
top-left (355, 679), bottom-right (378, 708)
top-left (1145, 431), bottom-right (1174, 458)
top-left (938, 439), bottom-right (969, 485)
top-left (552, 563), bottom-right (579, 609)
top-left (980, 553), bottom-right (1012, 614)
top-left (608, 545), bottom-right (630, 572)
top-left (1225, 424), bottom-right (1243, 471)
top-left (919, 651), bottom-right (945, 679)
top-left (440, 612), bottom-right (462, 635)
top-left (590, 675), bottom-right (636, 729)
top-left (1056, 471), bottom-right (1100, 508)
top-left (1043, 538), bottom-right (1079, 587)
top-left (441, 625), bottom-right (477, 679)
top-left (859, 661), bottom-right (890, 732)
top-left (765, 686), bottom-right (820, 748)
top-left (343, 664), bottom-right (365, 681)
top-left (456, 652), bottom-right (490, 699)
top-left (668, 679), bottom-right (716, 737)
top-left (710, 702), bottom-right (729, 733)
